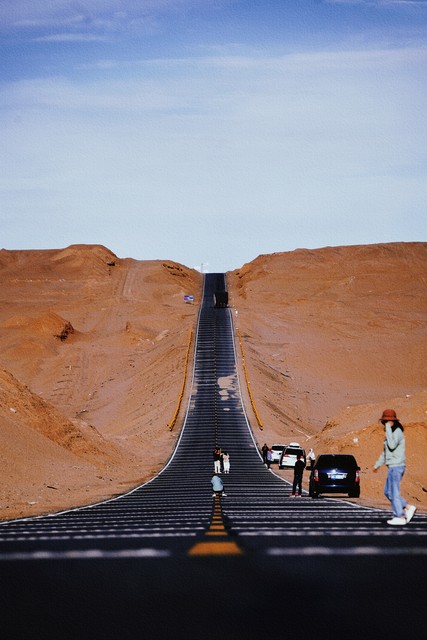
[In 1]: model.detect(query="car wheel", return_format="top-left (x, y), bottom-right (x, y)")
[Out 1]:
top-left (349, 488), bottom-right (360, 498)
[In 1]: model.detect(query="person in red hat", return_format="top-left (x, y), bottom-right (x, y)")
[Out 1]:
top-left (373, 409), bottom-right (416, 526)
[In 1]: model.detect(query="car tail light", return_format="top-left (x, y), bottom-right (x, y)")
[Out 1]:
top-left (313, 470), bottom-right (319, 483)
top-left (355, 470), bottom-right (360, 483)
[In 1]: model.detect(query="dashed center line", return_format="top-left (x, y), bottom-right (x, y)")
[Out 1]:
top-left (188, 495), bottom-right (243, 556)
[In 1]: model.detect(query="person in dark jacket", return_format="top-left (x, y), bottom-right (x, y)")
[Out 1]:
top-left (291, 455), bottom-right (306, 496)
top-left (261, 443), bottom-right (269, 464)
top-left (213, 448), bottom-right (222, 473)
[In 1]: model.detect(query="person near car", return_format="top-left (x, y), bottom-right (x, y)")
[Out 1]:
top-left (261, 443), bottom-right (269, 464)
top-left (266, 448), bottom-right (273, 469)
top-left (373, 409), bottom-right (416, 526)
top-left (213, 448), bottom-right (222, 473)
top-left (222, 451), bottom-right (230, 473)
top-left (291, 454), bottom-right (306, 496)
top-left (307, 447), bottom-right (315, 469)
top-left (211, 474), bottom-right (227, 497)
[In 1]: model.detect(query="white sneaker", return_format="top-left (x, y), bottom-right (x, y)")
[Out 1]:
top-left (405, 505), bottom-right (416, 523)
top-left (387, 516), bottom-right (407, 526)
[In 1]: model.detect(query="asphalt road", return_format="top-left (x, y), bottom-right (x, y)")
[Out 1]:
top-left (1, 273), bottom-right (425, 639)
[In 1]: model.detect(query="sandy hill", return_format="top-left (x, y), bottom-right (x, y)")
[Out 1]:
top-left (228, 242), bottom-right (427, 509)
top-left (0, 245), bottom-right (202, 520)
top-left (0, 242), bottom-right (426, 520)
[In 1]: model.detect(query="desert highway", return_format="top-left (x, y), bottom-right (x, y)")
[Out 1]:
top-left (0, 273), bottom-right (426, 640)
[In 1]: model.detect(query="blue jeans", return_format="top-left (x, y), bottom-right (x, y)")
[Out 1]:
top-left (384, 465), bottom-right (407, 517)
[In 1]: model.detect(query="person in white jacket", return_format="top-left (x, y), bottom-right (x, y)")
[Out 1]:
top-left (373, 409), bottom-right (416, 526)
top-left (306, 448), bottom-right (316, 469)
top-left (222, 451), bottom-right (230, 473)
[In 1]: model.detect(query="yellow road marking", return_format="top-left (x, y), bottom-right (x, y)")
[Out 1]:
top-left (188, 541), bottom-right (243, 556)
top-left (187, 495), bottom-right (243, 556)
top-left (206, 531), bottom-right (228, 536)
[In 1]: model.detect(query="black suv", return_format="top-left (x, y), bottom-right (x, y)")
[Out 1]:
top-left (309, 454), bottom-right (360, 498)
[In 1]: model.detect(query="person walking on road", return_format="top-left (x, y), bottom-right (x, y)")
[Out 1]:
top-left (211, 474), bottom-right (227, 497)
top-left (266, 448), bottom-right (273, 469)
top-left (261, 443), bottom-right (269, 464)
top-left (373, 409), bottom-right (416, 526)
top-left (291, 454), bottom-right (306, 496)
top-left (222, 451), bottom-right (230, 473)
top-left (213, 448), bottom-right (222, 474)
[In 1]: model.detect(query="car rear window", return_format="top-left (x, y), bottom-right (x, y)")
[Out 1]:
top-left (272, 445), bottom-right (285, 451)
top-left (316, 455), bottom-right (357, 468)
top-left (284, 448), bottom-right (304, 457)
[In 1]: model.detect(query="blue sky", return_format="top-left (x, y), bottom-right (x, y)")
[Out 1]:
top-left (1, 1), bottom-right (426, 272)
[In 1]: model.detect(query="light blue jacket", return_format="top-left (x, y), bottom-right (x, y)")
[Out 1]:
top-left (211, 475), bottom-right (224, 492)
top-left (374, 423), bottom-right (406, 469)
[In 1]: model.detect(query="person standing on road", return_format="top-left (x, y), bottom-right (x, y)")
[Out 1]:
top-left (211, 474), bottom-right (227, 498)
top-left (306, 447), bottom-right (316, 469)
top-left (291, 454), bottom-right (306, 496)
top-left (266, 448), bottom-right (273, 469)
top-left (213, 448), bottom-right (222, 474)
top-left (222, 451), bottom-right (230, 473)
top-left (261, 443), bottom-right (269, 464)
top-left (373, 409), bottom-right (416, 526)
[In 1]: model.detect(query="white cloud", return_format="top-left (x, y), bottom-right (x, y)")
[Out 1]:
top-left (0, 0), bottom-right (213, 30)
top-left (1, 41), bottom-right (426, 269)
top-left (33, 33), bottom-right (111, 43)
top-left (325, 1), bottom-right (427, 5)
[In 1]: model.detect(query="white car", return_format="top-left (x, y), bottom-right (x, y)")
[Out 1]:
top-left (279, 444), bottom-right (306, 469)
top-left (270, 444), bottom-right (287, 464)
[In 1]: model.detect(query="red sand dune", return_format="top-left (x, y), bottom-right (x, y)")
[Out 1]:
top-left (228, 242), bottom-right (427, 510)
top-left (0, 242), bottom-right (425, 520)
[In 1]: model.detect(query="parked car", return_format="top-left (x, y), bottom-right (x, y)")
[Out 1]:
top-left (279, 444), bottom-right (306, 469)
top-left (309, 454), bottom-right (360, 498)
top-left (270, 444), bottom-right (287, 464)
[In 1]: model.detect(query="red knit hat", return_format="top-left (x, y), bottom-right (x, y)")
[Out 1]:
top-left (380, 409), bottom-right (398, 421)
